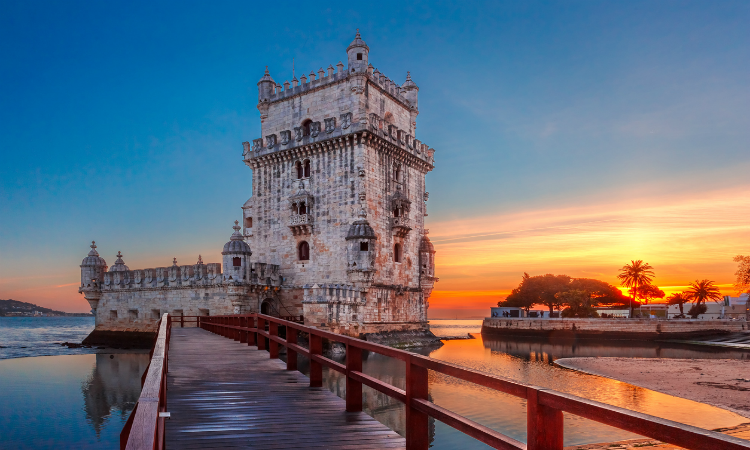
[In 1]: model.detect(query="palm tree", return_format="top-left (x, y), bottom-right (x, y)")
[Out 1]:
top-left (617, 260), bottom-right (655, 318)
top-left (685, 279), bottom-right (723, 306)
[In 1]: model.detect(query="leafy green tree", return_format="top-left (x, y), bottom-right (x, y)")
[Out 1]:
top-left (499, 273), bottom-right (571, 313)
top-left (685, 279), bottom-right (723, 306)
top-left (569, 278), bottom-right (629, 306)
top-left (667, 292), bottom-right (689, 317)
top-left (687, 303), bottom-right (708, 319)
top-left (639, 284), bottom-right (665, 305)
top-left (556, 290), bottom-right (601, 318)
top-left (617, 260), bottom-right (655, 317)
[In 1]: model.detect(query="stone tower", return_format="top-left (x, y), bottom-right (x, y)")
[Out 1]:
top-left (242, 31), bottom-right (438, 335)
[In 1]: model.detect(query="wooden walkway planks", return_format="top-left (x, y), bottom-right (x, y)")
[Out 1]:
top-left (165, 327), bottom-right (405, 449)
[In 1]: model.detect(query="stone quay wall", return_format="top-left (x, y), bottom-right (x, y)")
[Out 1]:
top-left (481, 317), bottom-right (748, 340)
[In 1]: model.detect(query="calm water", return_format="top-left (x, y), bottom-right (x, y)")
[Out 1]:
top-left (1, 318), bottom-right (749, 449)
top-left (300, 319), bottom-right (750, 448)
top-left (0, 317), bottom-right (149, 449)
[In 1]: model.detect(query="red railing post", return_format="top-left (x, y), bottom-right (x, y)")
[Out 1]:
top-left (527, 388), bottom-right (563, 450)
top-left (286, 325), bottom-right (297, 371)
top-left (240, 316), bottom-right (248, 343)
top-left (269, 320), bottom-right (279, 359)
top-left (248, 315), bottom-right (256, 346)
top-left (234, 316), bottom-right (240, 341)
top-left (180, 315), bottom-right (184, 328)
top-left (309, 333), bottom-right (323, 388)
top-left (406, 355), bottom-right (429, 450)
top-left (345, 343), bottom-right (363, 412)
top-left (257, 317), bottom-right (266, 350)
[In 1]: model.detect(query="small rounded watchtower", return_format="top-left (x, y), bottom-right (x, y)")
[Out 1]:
top-left (346, 209), bottom-right (377, 274)
top-left (346, 29), bottom-right (369, 74)
top-left (222, 221), bottom-right (252, 282)
top-left (109, 251), bottom-right (129, 272)
top-left (80, 241), bottom-right (108, 288)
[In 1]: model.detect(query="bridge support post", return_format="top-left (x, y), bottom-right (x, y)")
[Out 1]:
top-left (286, 327), bottom-right (298, 371)
top-left (248, 316), bottom-right (256, 346)
top-left (345, 344), bottom-right (362, 412)
top-left (309, 334), bottom-right (323, 387)
top-left (527, 388), bottom-right (563, 450)
top-left (405, 355), bottom-right (428, 450)
top-left (269, 321), bottom-right (279, 358)
top-left (257, 317), bottom-right (266, 350)
top-left (240, 316), bottom-right (248, 343)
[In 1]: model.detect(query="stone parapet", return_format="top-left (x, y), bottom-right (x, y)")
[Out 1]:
top-left (481, 317), bottom-right (748, 340)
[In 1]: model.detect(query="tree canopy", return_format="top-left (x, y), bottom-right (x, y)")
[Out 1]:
top-left (617, 260), bottom-right (655, 311)
top-left (498, 273), bottom-right (628, 315)
top-left (638, 284), bottom-right (665, 305)
top-left (685, 279), bottom-right (723, 306)
top-left (734, 255), bottom-right (750, 296)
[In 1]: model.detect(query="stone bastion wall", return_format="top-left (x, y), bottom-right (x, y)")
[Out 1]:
top-left (481, 317), bottom-right (747, 340)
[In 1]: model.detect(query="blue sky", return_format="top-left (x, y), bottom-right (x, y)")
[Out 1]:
top-left (1, 1), bottom-right (748, 313)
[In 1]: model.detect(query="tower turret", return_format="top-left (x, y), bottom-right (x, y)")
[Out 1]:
top-left (79, 241), bottom-right (107, 314)
top-left (346, 29), bottom-right (369, 74)
top-left (257, 67), bottom-right (275, 121)
top-left (346, 209), bottom-right (378, 280)
top-left (222, 220), bottom-right (252, 283)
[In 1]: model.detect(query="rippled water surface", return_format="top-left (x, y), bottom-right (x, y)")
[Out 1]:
top-left (304, 320), bottom-right (750, 448)
top-left (0, 316), bottom-right (96, 359)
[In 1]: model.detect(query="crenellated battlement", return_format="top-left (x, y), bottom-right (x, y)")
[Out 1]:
top-left (264, 65), bottom-right (414, 109)
top-left (81, 255), bottom-right (282, 293)
top-left (243, 119), bottom-right (435, 168)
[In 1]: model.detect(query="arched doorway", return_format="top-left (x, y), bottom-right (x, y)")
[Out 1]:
top-left (260, 299), bottom-right (276, 316)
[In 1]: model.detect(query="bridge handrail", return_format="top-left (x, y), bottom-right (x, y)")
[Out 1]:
top-left (120, 313), bottom-right (171, 450)
top-left (192, 314), bottom-right (750, 450)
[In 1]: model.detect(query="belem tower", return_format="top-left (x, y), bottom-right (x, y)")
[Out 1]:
top-left (79, 31), bottom-right (438, 343)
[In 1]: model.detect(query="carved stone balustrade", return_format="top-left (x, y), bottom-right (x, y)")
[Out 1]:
top-left (390, 216), bottom-right (411, 238)
top-left (289, 214), bottom-right (313, 236)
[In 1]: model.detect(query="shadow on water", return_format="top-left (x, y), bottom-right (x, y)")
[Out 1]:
top-left (81, 353), bottom-right (150, 438)
top-left (0, 352), bottom-right (149, 449)
top-left (286, 326), bottom-right (750, 449)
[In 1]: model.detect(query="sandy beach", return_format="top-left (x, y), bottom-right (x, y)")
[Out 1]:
top-left (556, 357), bottom-right (750, 449)
top-left (555, 357), bottom-right (750, 419)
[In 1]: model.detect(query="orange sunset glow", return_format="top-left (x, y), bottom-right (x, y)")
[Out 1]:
top-left (428, 186), bottom-right (750, 317)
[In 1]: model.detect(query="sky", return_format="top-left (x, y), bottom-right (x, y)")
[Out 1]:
top-left (0, 1), bottom-right (748, 316)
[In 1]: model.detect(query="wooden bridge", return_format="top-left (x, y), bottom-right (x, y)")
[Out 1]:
top-left (121, 314), bottom-right (750, 450)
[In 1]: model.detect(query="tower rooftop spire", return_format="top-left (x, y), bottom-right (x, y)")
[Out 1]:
top-left (347, 29), bottom-right (369, 52)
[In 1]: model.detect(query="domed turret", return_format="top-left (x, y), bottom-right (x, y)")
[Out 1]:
top-left (346, 209), bottom-right (377, 275)
top-left (346, 29), bottom-right (369, 73)
top-left (222, 221), bottom-right (252, 282)
top-left (401, 71), bottom-right (419, 109)
top-left (80, 241), bottom-right (107, 288)
top-left (257, 66), bottom-right (275, 103)
top-left (419, 232), bottom-right (436, 278)
top-left (81, 241), bottom-right (107, 268)
top-left (109, 251), bottom-right (130, 272)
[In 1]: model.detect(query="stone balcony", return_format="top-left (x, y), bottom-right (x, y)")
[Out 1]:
top-left (289, 214), bottom-right (313, 236)
top-left (390, 216), bottom-right (411, 238)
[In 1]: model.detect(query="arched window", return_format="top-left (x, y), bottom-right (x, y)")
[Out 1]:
top-left (393, 163), bottom-right (401, 182)
top-left (232, 257), bottom-right (242, 267)
top-left (244, 217), bottom-right (252, 228)
top-left (296, 161), bottom-right (303, 179)
top-left (393, 207), bottom-right (401, 218)
top-left (303, 159), bottom-right (311, 178)
top-left (298, 241), bottom-right (310, 261)
top-left (394, 244), bottom-right (402, 263)
top-left (360, 242), bottom-right (369, 251)
top-left (299, 202), bottom-right (307, 215)
top-left (302, 119), bottom-right (312, 136)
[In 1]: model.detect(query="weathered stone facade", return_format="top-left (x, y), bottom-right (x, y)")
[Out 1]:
top-left (79, 31), bottom-right (438, 339)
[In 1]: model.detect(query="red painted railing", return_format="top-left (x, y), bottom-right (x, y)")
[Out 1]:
top-left (195, 313), bottom-right (750, 450)
top-left (120, 313), bottom-right (171, 450)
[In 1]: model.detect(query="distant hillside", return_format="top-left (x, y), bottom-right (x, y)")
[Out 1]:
top-left (0, 299), bottom-right (92, 317)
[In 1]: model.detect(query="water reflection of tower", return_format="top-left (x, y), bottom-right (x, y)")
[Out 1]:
top-left (81, 353), bottom-right (150, 437)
